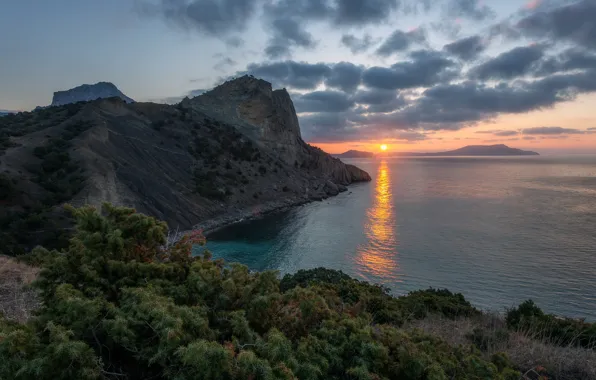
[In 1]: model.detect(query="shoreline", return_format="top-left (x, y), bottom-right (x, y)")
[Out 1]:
top-left (192, 192), bottom-right (343, 237)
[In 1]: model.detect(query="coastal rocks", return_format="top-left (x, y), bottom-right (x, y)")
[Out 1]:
top-left (324, 180), bottom-right (339, 196)
top-left (346, 164), bottom-right (372, 182)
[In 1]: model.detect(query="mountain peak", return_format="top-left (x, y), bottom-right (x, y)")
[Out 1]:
top-left (51, 82), bottom-right (134, 107)
top-left (199, 75), bottom-right (273, 100)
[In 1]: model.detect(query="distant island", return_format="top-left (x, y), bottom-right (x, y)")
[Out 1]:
top-left (335, 149), bottom-right (375, 158)
top-left (337, 144), bottom-right (539, 157)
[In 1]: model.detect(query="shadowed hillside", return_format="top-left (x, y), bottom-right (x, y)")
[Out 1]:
top-left (0, 76), bottom-right (370, 256)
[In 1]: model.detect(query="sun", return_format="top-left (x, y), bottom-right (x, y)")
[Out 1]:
top-left (380, 144), bottom-right (388, 151)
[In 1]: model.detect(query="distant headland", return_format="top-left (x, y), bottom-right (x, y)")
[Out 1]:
top-left (336, 144), bottom-right (539, 158)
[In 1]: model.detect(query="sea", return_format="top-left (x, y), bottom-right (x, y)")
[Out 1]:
top-left (200, 156), bottom-right (596, 320)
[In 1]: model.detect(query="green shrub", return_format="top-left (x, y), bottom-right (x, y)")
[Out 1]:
top-left (0, 204), bottom-right (519, 380)
top-left (466, 328), bottom-right (510, 351)
top-left (506, 300), bottom-right (596, 348)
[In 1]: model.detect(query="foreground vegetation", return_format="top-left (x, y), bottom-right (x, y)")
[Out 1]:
top-left (1, 204), bottom-right (594, 379)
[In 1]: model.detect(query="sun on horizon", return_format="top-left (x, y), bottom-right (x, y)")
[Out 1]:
top-left (380, 144), bottom-right (388, 151)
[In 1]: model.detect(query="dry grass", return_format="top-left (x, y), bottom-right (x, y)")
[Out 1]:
top-left (0, 255), bottom-right (40, 322)
top-left (407, 314), bottom-right (596, 380)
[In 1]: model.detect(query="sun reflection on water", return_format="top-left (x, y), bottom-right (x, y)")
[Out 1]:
top-left (355, 161), bottom-right (401, 281)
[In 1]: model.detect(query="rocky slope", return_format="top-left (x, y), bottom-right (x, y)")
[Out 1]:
top-left (51, 82), bottom-right (134, 106)
top-left (0, 76), bottom-right (370, 255)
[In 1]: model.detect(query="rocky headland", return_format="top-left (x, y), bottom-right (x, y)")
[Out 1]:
top-left (0, 75), bottom-right (370, 255)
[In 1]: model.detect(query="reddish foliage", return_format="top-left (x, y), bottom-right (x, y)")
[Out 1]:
top-left (162, 229), bottom-right (206, 263)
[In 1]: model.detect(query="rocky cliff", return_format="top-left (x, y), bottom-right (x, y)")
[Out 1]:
top-left (0, 76), bottom-right (370, 255)
top-left (181, 76), bottom-right (303, 165)
top-left (51, 82), bottom-right (134, 106)
top-left (182, 75), bottom-right (370, 184)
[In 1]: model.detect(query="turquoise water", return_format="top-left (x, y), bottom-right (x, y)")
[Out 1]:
top-left (201, 156), bottom-right (596, 320)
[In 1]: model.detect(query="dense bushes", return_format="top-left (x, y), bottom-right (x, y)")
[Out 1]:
top-left (0, 102), bottom-right (88, 148)
top-left (0, 204), bottom-right (520, 380)
top-left (506, 300), bottom-right (596, 349)
top-left (0, 119), bottom-right (93, 256)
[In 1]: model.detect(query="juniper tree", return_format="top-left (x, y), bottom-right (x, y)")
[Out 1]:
top-left (1, 203), bottom-right (521, 380)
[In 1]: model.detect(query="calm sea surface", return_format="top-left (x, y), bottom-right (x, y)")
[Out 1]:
top-left (202, 156), bottom-right (596, 320)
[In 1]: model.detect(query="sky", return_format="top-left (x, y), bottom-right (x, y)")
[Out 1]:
top-left (1, 0), bottom-right (596, 154)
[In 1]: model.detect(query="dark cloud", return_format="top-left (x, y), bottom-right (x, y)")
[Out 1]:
top-left (523, 136), bottom-right (536, 140)
top-left (334, 0), bottom-right (401, 26)
top-left (213, 57), bottom-right (237, 71)
top-left (443, 35), bottom-right (486, 61)
top-left (521, 126), bottom-right (585, 135)
top-left (363, 50), bottom-right (458, 90)
top-left (299, 111), bottom-right (427, 142)
top-left (240, 61), bottom-right (363, 91)
top-left (293, 90), bottom-right (355, 112)
top-left (351, 89), bottom-right (408, 113)
top-left (541, 135), bottom-right (570, 139)
top-left (431, 20), bottom-right (462, 40)
top-left (137, 0), bottom-right (260, 36)
top-left (299, 112), bottom-right (356, 141)
top-left (341, 34), bottom-right (376, 54)
top-left (469, 45), bottom-right (545, 80)
top-left (225, 37), bottom-right (244, 48)
top-left (482, 138), bottom-right (520, 142)
top-left (243, 61), bottom-right (331, 89)
top-left (261, 0), bottom-right (331, 25)
top-left (375, 28), bottom-right (427, 57)
top-left (353, 89), bottom-right (398, 105)
top-left (588, 127), bottom-right (596, 131)
top-left (445, 0), bottom-right (496, 21)
top-left (262, 0), bottom-right (400, 57)
top-left (393, 130), bottom-right (427, 141)
top-left (475, 130), bottom-right (519, 136)
top-left (261, 0), bottom-right (403, 30)
top-left (494, 130), bottom-right (519, 136)
top-left (324, 62), bottom-right (363, 92)
top-left (487, 20), bottom-right (523, 40)
top-left (374, 68), bottom-right (596, 130)
top-left (236, 61), bottom-right (596, 141)
top-left (265, 45), bottom-right (291, 60)
top-left (265, 18), bottom-right (317, 59)
top-left (517, 0), bottom-right (596, 50)
top-left (533, 48), bottom-right (596, 76)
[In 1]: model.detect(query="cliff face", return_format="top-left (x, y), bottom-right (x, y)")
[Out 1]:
top-left (182, 76), bottom-right (303, 165)
top-left (1, 76), bottom-right (370, 254)
top-left (183, 75), bottom-right (370, 184)
top-left (51, 82), bottom-right (134, 107)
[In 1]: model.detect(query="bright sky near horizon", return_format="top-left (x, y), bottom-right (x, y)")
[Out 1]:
top-left (1, 0), bottom-right (596, 153)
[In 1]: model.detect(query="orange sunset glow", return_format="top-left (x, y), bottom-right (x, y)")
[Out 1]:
top-left (310, 93), bottom-right (596, 154)
top-left (356, 161), bottom-right (400, 281)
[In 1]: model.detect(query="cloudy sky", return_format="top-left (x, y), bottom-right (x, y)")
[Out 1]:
top-left (2, 0), bottom-right (596, 153)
